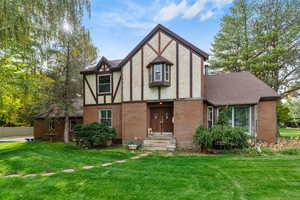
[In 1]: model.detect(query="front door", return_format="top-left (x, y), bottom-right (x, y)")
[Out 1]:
top-left (150, 107), bottom-right (173, 133)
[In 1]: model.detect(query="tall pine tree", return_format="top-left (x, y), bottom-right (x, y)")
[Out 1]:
top-left (210, 0), bottom-right (300, 96)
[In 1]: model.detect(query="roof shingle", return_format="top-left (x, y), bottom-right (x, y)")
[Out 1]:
top-left (205, 72), bottom-right (280, 106)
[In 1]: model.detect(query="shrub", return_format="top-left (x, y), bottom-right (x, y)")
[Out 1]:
top-left (74, 122), bottom-right (116, 148)
top-left (194, 125), bottom-right (252, 151)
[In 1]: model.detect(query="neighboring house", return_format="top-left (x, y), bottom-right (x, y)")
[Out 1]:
top-left (80, 24), bottom-right (280, 149)
top-left (33, 100), bottom-right (83, 141)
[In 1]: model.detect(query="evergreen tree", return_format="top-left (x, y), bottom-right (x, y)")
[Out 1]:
top-left (210, 0), bottom-right (300, 96)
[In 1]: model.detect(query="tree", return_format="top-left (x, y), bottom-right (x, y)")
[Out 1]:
top-left (0, 0), bottom-right (93, 127)
top-left (277, 102), bottom-right (292, 126)
top-left (210, 0), bottom-right (300, 96)
top-left (46, 21), bottom-right (97, 143)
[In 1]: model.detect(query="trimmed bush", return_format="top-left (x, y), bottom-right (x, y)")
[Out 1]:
top-left (194, 125), bottom-right (252, 151)
top-left (74, 122), bottom-right (116, 148)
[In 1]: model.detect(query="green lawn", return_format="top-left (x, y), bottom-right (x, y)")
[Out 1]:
top-left (1, 142), bottom-right (300, 200)
top-left (0, 142), bottom-right (136, 176)
top-left (279, 127), bottom-right (300, 137)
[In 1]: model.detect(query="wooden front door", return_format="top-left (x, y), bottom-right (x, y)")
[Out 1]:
top-left (150, 107), bottom-right (173, 133)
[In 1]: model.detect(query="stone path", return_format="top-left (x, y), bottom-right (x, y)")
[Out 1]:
top-left (3, 152), bottom-right (151, 178)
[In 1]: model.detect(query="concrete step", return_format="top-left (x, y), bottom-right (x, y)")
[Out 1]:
top-left (143, 137), bottom-right (176, 151)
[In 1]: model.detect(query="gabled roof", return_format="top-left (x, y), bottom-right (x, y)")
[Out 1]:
top-left (80, 57), bottom-right (123, 74)
top-left (205, 72), bottom-right (280, 106)
top-left (146, 56), bottom-right (173, 68)
top-left (117, 24), bottom-right (209, 69)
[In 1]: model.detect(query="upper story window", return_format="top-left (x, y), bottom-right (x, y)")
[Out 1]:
top-left (147, 56), bottom-right (173, 87)
top-left (98, 74), bottom-right (111, 94)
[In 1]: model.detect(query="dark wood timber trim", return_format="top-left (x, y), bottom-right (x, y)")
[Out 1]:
top-left (141, 47), bottom-right (144, 101)
top-left (83, 75), bottom-right (85, 105)
top-left (84, 103), bottom-right (122, 107)
top-left (158, 31), bottom-right (161, 54)
top-left (160, 39), bottom-right (173, 56)
top-left (176, 41), bottom-right (179, 99)
top-left (147, 43), bottom-right (159, 55)
top-left (130, 59), bottom-right (133, 101)
top-left (121, 70), bottom-right (124, 102)
top-left (158, 87), bottom-right (161, 100)
top-left (111, 72), bottom-right (114, 103)
top-left (104, 95), bottom-right (106, 104)
top-left (95, 75), bottom-right (98, 103)
top-left (201, 58), bottom-right (204, 98)
top-left (112, 75), bottom-right (122, 103)
top-left (190, 50), bottom-right (193, 98)
top-left (84, 75), bottom-right (97, 103)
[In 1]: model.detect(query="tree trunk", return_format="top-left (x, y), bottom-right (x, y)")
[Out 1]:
top-left (64, 115), bottom-right (70, 143)
top-left (63, 40), bottom-right (71, 143)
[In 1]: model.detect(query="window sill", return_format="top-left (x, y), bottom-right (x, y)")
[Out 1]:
top-left (149, 81), bottom-right (170, 87)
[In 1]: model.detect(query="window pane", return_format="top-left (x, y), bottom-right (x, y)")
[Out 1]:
top-left (107, 110), bottom-right (111, 118)
top-left (234, 106), bottom-right (250, 131)
top-left (101, 110), bottom-right (106, 118)
top-left (99, 75), bottom-right (110, 83)
top-left (154, 64), bottom-right (161, 81)
top-left (99, 83), bottom-right (110, 93)
top-left (99, 75), bottom-right (111, 93)
top-left (219, 107), bottom-right (232, 126)
top-left (165, 65), bottom-right (169, 81)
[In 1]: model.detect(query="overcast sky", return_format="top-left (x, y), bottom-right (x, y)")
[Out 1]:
top-left (83, 0), bottom-right (233, 60)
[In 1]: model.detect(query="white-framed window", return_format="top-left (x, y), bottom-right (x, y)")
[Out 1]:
top-left (217, 106), bottom-right (252, 134)
top-left (208, 106), bottom-right (214, 128)
top-left (154, 64), bottom-right (162, 81)
top-left (98, 74), bottom-right (111, 94)
top-left (165, 65), bottom-right (170, 82)
top-left (99, 109), bottom-right (112, 127)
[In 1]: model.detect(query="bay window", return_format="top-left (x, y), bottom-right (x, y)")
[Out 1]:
top-left (147, 56), bottom-right (173, 87)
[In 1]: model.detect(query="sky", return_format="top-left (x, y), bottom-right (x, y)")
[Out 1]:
top-left (83, 0), bottom-right (233, 60)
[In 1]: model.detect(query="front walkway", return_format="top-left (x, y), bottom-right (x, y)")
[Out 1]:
top-left (3, 152), bottom-right (151, 178)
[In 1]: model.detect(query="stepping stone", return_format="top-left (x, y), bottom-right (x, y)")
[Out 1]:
top-left (83, 165), bottom-right (94, 169)
top-left (24, 174), bottom-right (37, 177)
top-left (42, 172), bottom-right (55, 176)
top-left (140, 153), bottom-right (149, 157)
top-left (4, 174), bottom-right (20, 178)
top-left (102, 163), bottom-right (112, 167)
top-left (131, 156), bottom-right (141, 159)
top-left (63, 169), bottom-right (75, 173)
top-left (115, 160), bottom-right (127, 163)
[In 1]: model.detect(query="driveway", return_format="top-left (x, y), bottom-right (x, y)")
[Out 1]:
top-left (0, 136), bottom-right (33, 142)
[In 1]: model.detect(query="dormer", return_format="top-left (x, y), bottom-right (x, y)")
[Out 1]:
top-left (147, 56), bottom-right (173, 87)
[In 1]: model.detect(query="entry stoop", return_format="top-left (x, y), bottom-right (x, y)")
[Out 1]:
top-left (143, 136), bottom-right (176, 151)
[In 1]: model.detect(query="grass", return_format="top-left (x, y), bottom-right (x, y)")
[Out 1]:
top-left (0, 142), bottom-right (136, 176)
top-left (0, 142), bottom-right (300, 200)
top-left (279, 127), bottom-right (300, 137)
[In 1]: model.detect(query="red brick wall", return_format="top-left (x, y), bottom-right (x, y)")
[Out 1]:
top-left (257, 100), bottom-right (277, 143)
top-left (122, 102), bottom-right (147, 143)
top-left (83, 104), bottom-right (122, 138)
top-left (34, 119), bottom-right (47, 139)
top-left (174, 100), bottom-right (204, 149)
top-left (34, 118), bottom-right (81, 141)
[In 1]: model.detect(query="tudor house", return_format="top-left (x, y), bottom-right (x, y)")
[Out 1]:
top-left (80, 24), bottom-right (280, 149)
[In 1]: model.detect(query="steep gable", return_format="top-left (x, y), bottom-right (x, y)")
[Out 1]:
top-left (117, 24), bottom-right (209, 70)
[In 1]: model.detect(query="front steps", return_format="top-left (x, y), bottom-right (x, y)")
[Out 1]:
top-left (143, 136), bottom-right (176, 151)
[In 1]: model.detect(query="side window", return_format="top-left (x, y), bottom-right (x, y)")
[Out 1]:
top-left (98, 75), bottom-right (111, 94)
top-left (208, 106), bottom-right (213, 128)
top-left (99, 109), bottom-right (112, 127)
top-left (165, 65), bottom-right (170, 82)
